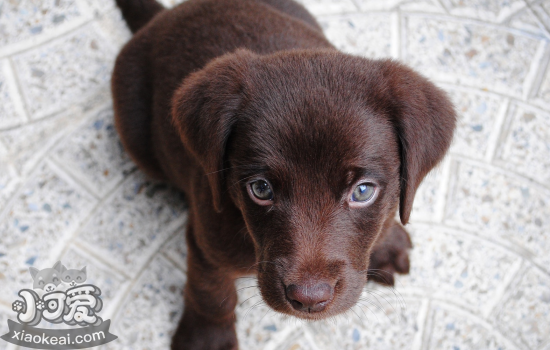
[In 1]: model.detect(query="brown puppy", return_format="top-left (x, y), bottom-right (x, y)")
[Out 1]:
top-left (111, 0), bottom-right (456, 349)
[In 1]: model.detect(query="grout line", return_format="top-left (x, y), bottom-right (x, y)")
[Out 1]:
top-left (0, 17), bottom-right (95, 59)
top-left (537, 337), bottom-right (550, 350)
top-left (523, 41), bottom-right (550, 101)
top-left (0, 59), bottom-right (29, 127)
top-left (411, 298), bottom-right (430, 350)
top-left (61, 168), bottom-right (139, 281)
top-left (48, 157), bottom-right (101, 201)
top-left (483, 259), bottom-right (523, 319)
top-left (528, 3), bottom-right (550, 38)
top-left (430, 300), bottom-right (523, 350)
top-left (403, 11), bottom-right (549, 41)
top-left (6, 57), bottom-right (31, 123)
top-left (484, 98), bottom-right (510, 162)
top-left (348, 0), bottom-right (362, 13)
top-left (527, 42), bottom-right (550, 99)
top-left (106, 246), bottom-right (187, 330)
top-left (435, 0), bottom-right (452, 13)
top-left (159, 219), bottom-right (188, 271)
top-left (44, 158), bottom-right (96, 202)
top-left (497, 0), bottom-right (529, 24)
top-left (451, 152), bottom-right (550, 193)
top-left (439, 157), bottom-right (458, 225)
top-left (391, 11), bottom-right (401, 59)
top-left (409, 220), bottom-right (550, 278)
top-left (434, 155), bottom-right (452, 223)
top-left (400, 11), bottom-right (408, 62)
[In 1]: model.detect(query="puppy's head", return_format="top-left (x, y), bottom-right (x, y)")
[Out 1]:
top-left (173, 49), bottom-right (455, 319)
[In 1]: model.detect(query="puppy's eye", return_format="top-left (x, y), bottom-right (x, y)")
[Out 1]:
top-left (351, 183), bottom-right (376, 202)
top-left (65, 276), bottom-right (70, 280)
top-left (53, 277), bottom-right (59, 282)
top-left (77, 276), bottom-right (82, 281)
top-left (250, 180), bottom-right (273, 201)
top-left (39, 281), bottom-right (44, 285)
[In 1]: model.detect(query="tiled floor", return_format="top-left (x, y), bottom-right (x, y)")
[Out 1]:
top-left (0, 0), bottom-right (549, 349)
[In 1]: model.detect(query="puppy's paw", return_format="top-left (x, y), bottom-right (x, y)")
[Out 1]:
top-left (368, 222), bottom-right (412, 286)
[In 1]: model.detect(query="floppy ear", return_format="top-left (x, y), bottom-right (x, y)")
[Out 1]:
top-left (171, 49), bottom-right (255, 212)
top-left (379, 60), bottom-right (456, 225)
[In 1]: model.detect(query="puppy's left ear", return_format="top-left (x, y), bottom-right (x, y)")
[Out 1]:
top-left (171, 49), bottom-right (256, 212)
top-left (379, 60), bottom-right (456, 225)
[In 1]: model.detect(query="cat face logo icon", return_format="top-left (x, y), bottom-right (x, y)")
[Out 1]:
top-left (1, 261), bottom-right (117, 349)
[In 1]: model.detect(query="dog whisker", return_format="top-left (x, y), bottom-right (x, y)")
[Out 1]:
top-left (354, 301), bottom-right (377, 323)
top-left (239, 293), bottom-right (261, 307)
top-left (242, 300), bottom-right (265, 321)
top-left (365, 281), bottom-right (407, 312)
top-left (357, 297), bottom-right (390, 322)
top-left (349, 305), bottom-right (365, 326)
top-left (363, 288), bottom-right (405, 318)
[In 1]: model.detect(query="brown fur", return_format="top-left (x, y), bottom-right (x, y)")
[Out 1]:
top-left (111, 0), bottom-right (456, 349)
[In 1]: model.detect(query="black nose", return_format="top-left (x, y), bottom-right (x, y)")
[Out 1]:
top-left (285, 283), bottom-right (333, 313)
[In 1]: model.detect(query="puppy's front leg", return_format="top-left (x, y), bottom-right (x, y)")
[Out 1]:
top-left (172, 225), bottom-right (238, 350)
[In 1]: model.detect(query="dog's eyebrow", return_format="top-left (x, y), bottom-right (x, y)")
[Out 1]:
top-left (229, 163), bottom-right (270, 177)
top-left (346, 167), bottom-right (386, 185)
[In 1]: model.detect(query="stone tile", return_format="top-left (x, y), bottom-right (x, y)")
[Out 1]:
top-left (427, 303), bottom-right (517, 350)
top-left (11, 23), bottom-right (116, 120)
top-left (404, 15), bottom-right (541, 97)
top-left (50, 107), bottom-right (134, 197)
top-left (445, 161), bottom-right (550, 267)
top-left (93, 8), bottom-right (132, 50)
top-left (493, 266), bottom-right (550, 349)
top-left (0, 304), bottom-right (13, 342)
top-left (235, 279), bottom-right (293, 350)
top-left (442, 0), bottom-right (526, 22)
top-left (447, 88), bottom-right (504, 159)
top-left (161, 223), bottom-right (188, 272)
top-left (399, 0), bottom-right (447, 13)
top-left (534, 61), bottom-right (550, 106)
top-left (59, 244), bottom-right (128, 309)
top-left (305, 297), bottom-right (422, 349)
top-left (320, 14), bottom-right (393, 59)
top-left (0, 108), bottom-right (86, 175)
top-left (355, 0), bottom-right (444, 12)
top-left (410, 160), bottom-right (444, 223)
top-left (107, 254), bottom-right (185, 350)
top-left (495, 103), bottom-right (550, 187)
top-left (398, 224), bottom-right (520, 314)
top-left (0, 161), bottom-right (96, 302)
top-left (0, 160), bottom-right (20, 209)
top-left (82, 0), bottom-right (116, 15)
top-left (295, 0), bottom-right (357, 16)
top-left (0, 59), bottom-right (27, 129)
top-left (505, 8), bottom-right (548, 36)
top-left (275, 331), bottom-right (318, 350)
top-left (0, 0), bottom-right (87, 49)
top-left (352, 0), bottom-right (406, 11)
top-left (76, 172), bottom-right (187, 277)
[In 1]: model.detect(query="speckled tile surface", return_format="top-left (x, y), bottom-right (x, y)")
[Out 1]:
top-left (0, 0), bottom-right (549, 349)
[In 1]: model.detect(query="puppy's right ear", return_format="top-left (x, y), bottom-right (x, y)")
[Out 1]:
top-left (172, 50), bottom-right (256, 212)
